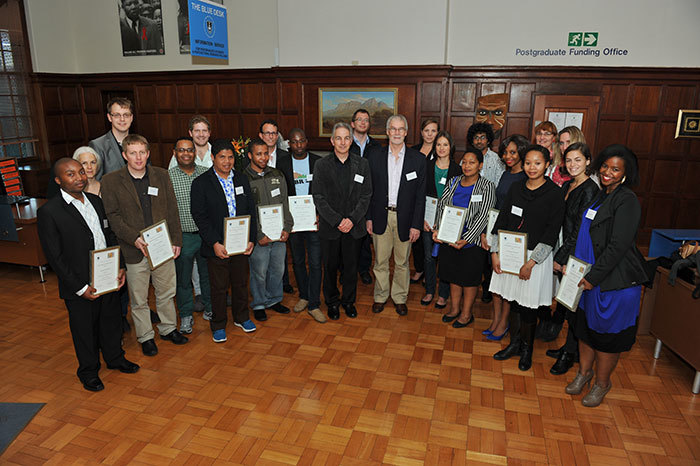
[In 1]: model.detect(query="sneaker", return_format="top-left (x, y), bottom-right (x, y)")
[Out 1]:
top-left (308, 308), bottom-right (327, 323)
top-left (212, 329), bottom-right (227, 343)
top-left (179, 315), bottom-right (193, 334)
top-left (203, 309), bottom-right (212, 321)
top-left (234, 320), bottom-right (257, 333)
top-left (294, 299), bottom-right (309, 313)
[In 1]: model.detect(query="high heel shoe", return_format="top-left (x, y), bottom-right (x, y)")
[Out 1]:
top-left (487, 326), bottom-right (509, 341)
top-left (442, 312), bottom-right (459, 323)
top-left (482, 329), bottom-right (494, 336)
top-left (452, 315), bottom-right (474, 328)
top-left (582, 382), bottom-right (612, 407)
top-left (565, 370), bottom-right (594, 395)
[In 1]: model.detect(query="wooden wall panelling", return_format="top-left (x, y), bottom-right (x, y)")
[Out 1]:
top-left (240, 83), bottom-right (262, 113)
top-left (63, 114), bottom-right (84, 141)
top-left (177, 84), bottom-right (196, 112)
top-left (280, 81), bottom-right (299, 114)
top-left (601, 84), bottom-right (629, 115)
top-left (450, 82), bottom-right (476, 112)
top-left (630, 85), bottom-right (661, 116)
top-left (219, 83), bottom-right (240, 112)
top-left (220, 113), bottom-right (241, 139)
top-left (262, 82), bottom-right (277, 115)
top-left (508, 83), bottom-right (535, 114)
top-left (661, 85), bottom-right (697, 117)
top-left (40, 86), bottom-right (61, 113)
top-left (596, 119), bottom-right (628, 151)
top-left (651, 160), bottom-right (683, 194)
top-left (137, 114), bottom-right (159, 147)
top-left (197, 84), bottom-right (218, 111)
top-left (627, 121), bottom-right (656, 154)
top-left (420, 81), bottom-right (443, 114)
top-left (156, 85), bottom-right (176, 111)
top-left (135, 85), bottom-right (156, 113)
top-left (58, 86), bottom-right (80, 112)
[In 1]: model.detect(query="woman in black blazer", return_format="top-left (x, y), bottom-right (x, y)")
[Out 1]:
top-left (564, 144), bottom-right (649, 407)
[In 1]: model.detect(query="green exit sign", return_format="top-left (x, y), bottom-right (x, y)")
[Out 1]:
top-left (568, 32), bottom-right (598, 47)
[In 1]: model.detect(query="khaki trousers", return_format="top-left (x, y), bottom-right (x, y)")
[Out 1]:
top-left (125, 257), bottom-right (177, 342)
top-left (372, 211), bottom-right (411, 304)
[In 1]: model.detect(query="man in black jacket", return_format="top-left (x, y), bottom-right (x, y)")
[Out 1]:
top-left (190, 139), bottom-right (257, 343)
top-left (38, 158), bottom-right (139, 392)
top-left (313, 123), bottom-right (372, 320)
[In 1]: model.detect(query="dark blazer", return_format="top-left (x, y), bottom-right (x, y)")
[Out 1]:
top-left (426, 158), bottom-right (461, 198)
top-left (366, 145), bottom-right (426, 242)
top-left (101, 166), bottom-right (183, 264)
top-left (554, 177), bottom-right (600, 265)
top-left (411, 142), bottom-right (436, 162)
top-left (349, 135), bottom-right (382, 157)
top-left (274, 148), bottom-right (295, 195)
top-left (582, 186), bottom-right (650, 291)
top-left (120, 16), bottom-right (163, 53)
top-left (287, 152), bottom-right (321, 196)
top-left (313, 152), bottom-right (372, 240)
top-left (190, 167), bottom-right (258, 257)
top-left (37, 193), bottom-right (121, 300)
top-left (90, 130), bottom-right (125, 180)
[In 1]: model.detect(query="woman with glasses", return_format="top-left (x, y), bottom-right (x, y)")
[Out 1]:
top-left (535, 121), bottom-right (570, 187)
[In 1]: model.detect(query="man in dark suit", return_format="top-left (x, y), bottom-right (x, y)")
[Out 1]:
top-left (191, 139), bottom-right (258, 342)
top-left (366, 114), bottom-right (426, 316)
top-left (286, 128), bottom-right (325, 323)
top-left (119, 0), bottom-right (163, 54)
top-left (90, 97), bottom-right (133, 181)
top-left (38, 158), bottom-right (139, 392)
top-left (313, 122), bottom-right (372, 320)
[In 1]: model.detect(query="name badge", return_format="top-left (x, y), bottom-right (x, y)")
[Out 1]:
top-left (472, 194), bottom-right (483, 202)
top-left (585, 209), bottom-right (597, 220)
top-left (307, 174), bottom-right (313, 181)
top-left (103, 219), bottom-right (109, 228)
top-left (439, 177), bottom-right (446, 185)
top-left (406, 171), bottom-right (417, 181)
top-left (271, 188), bottom-right (281, 197)
top-left (354, 174), bottom-right (364, 183)
top-left (235, 186), bottom-right (244, 195)
top-left (511, 205), bottom-right (523, 217)
top-left (147, 186), bottom-right (159, 196)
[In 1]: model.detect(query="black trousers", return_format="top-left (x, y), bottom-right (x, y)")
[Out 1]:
top-left (411, 234), bottom-right (424, 274)
top-left (559, 302), bottom-right (579, 353)
top-left (512, 301), bottom-right (538, 323)
top-left (358, 234), bottom-right (373, 274)
top-left (207, 255), bottom-right (250, 330)
top-left (322, 234), bottom-right (360, 306)
top-left (65, 292), bottom-right (125, 383)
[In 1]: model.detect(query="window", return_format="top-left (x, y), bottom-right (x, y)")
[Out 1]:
top-left (0, 0), bottom-right (36, 160)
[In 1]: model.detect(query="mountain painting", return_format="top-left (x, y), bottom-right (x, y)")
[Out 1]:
top-left (319, 88), bottom-right (397, 137)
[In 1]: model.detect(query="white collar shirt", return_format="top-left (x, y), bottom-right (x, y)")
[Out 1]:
top-left (387, 144), bottom-right (406, 207)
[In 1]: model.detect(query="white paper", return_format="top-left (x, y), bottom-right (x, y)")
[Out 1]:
top-left (424, 196), bottom-right (438, 227)
top-left (103, 219), bottom-right (108, 228)
top-left (439, 177), bottom-right (446, 185)
top-left (548, 112), bottom-right (567, 132)
top-left (235, 186), bottom-right (244, 195)
top-left (511, 205), bottom-right (523, 217)
top-left (436, 205), bottom-right (467, 244)
top-left (498, 230), bottom-right (527, 275)
top-left (486, 208), bottom-right (499, 247)
top-left (142, 221), bottom-right (174, 269)
top-left (147, 186), bottom-right (158, 196)
top-left (259, 204), bottom-right (284, 241)
top-left (289, 195), bottom-right (318, 232)
top-left (91, 247), bottom-right (120, 296)
top-left (224, 216), bottom-right (250, 256)
top-left (585, 208), bottom-right (597, 220)
top-left (406, 171), bottom-right (417, 181)
top-left (471, 194), bottom-right (482, 202)
top-left (555, 256), bottom-right (592, 311)
top-left (354, 174), bottom-right (364, 183)
top-left (271, 188), bottom-right (281, 197)
top-left (307, 174), bottom-right (313, 181)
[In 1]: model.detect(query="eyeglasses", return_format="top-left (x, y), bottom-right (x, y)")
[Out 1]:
top-left (354, 118), bottom-right (370, 123)
top-left (261, 131), bottom-right (278, 137)
top-left (388, 127), bottom-right (406, 133)
top-left (473, 135), bottom-right (488, 141)
top-left (110, 112), bottom-right (132, 120)
top-left (536, 131), bottom-right (553, 137)
top-left (175, 147), bottom-right (195, 153)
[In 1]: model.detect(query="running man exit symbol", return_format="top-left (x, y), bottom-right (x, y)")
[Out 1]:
top-left (568, 32), bottom-right (582, 46)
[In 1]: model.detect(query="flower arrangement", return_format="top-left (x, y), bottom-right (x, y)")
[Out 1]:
top-left (231, 136), bottom-right (250, 172)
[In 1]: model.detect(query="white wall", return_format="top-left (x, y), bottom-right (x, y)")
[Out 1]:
top-left (24, 0), bottom-right (700, 74)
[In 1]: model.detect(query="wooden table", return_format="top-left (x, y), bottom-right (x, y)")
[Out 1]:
top-left (0, 198), bottom-right (48, 281)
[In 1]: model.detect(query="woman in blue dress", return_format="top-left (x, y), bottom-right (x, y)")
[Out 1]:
top-left (564, 144), bottom-right (650, 407)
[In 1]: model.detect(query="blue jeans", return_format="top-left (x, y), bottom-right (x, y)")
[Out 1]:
top-left (175, 232), bottom-right (212, 317)
top-left (289, 231), bottom-right (322, 309)
top-left (249, 241), bottom-right (286, 310)
top-left (422, 230), bottom-right (450, 298)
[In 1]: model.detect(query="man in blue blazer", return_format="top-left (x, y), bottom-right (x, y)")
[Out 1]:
top-left (366, 115), bottom-right (426, 316)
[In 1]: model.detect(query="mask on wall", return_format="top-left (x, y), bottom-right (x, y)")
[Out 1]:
top-left (475, 93), bottom-right (508, 138)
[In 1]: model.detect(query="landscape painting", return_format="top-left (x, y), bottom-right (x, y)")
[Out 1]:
top-left (319, 88), bottom-right (398, 138)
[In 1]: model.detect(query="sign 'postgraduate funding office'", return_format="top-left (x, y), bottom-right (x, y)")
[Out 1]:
top-left (515, 32), bottom-right (629, 60)
top-left (189, 0), bottom-right (228, 59)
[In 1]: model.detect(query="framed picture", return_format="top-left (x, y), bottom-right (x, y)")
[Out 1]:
top-left (675, 109), bottom-right (700, 139)
top-left (319, 88), bottom-right (398, 138)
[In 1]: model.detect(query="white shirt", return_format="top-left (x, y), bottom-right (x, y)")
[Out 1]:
top-left (168, 143), bottom-right (213, 169)
top-left (61, 189), bottom-right (107, 296)
top-left (387, 144), bottom-right (406, 207)
top-left (268, 147), bottom-right (277, 168)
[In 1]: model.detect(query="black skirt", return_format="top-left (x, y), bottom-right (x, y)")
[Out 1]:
top-left (438, 244), bottom-right (486, 287)
top-left (575, 308), bottom-right (638, 353)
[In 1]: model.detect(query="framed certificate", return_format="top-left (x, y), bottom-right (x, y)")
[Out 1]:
top-left (258, 204), bottom-right (284, 241)
top-left (436, 205), bottom-right (467, 244)
top-left (224, 215), bottom-right (250, 256)
top-left (140, 220), bottom-right (174, 270)
top-left (555, 255), bottom-right (592, 311)
top-left (289, 195), bottom-right (317, 232)
top-left (487, 208), bottom-right (499, 237)
top-left (498, 230), bottom-right (528, 275)
top-left (90, 246), bottom-right (120, 296)
top-left (424, 196), bottom-right (438, 227)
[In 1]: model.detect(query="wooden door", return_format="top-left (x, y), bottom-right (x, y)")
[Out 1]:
top-left (533, 95), bottom-right (601, 153)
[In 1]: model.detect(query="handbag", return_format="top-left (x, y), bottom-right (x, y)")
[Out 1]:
top-left (679, 240), bottom-right (700, 259)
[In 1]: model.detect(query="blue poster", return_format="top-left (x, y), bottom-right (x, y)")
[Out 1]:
top-left (188, 0), bottom-right (228, 59)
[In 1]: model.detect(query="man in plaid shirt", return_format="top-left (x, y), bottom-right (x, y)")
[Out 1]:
top-left (169, 137), bottom-right (212, 334)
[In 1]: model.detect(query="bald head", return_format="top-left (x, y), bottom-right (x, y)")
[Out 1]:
top-left (54, 158), bottom-right (87, 198)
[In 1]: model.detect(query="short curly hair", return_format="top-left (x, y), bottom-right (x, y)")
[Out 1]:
top-left (591, 144), bottom-right (640, 188)
top-left (467, 123), bottom-right (495, 146)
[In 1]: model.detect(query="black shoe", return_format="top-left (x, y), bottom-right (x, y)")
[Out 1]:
top-left (342, 303), bottom-right (357, 318)
top-left (328, 305), bottom-right (340, 320)
top-left (359, 271), bottom-right (373, 285)
top-left (372, 302), bottom-right (385, 314)
top-left (270, 303), bottom-right (290, 314)
top-left (107, 359), bottom-right (140, 374)
top-left (518, 322), bottom-right (536, 371)
top-left (442, 313), bottom-right (459, 323)
top-left (160, 330), bottom-right (189, 345)
top-left (122, 316), bottom-right (130, 333)
top-left (254, 309), bottom-right (268, 321)
top-left (82, 377), bottom-right (104, 392)
top-left (395, 303), bottom-right (408, 316)
top-left (481, 290), bottom-right (493, 303)
top-left (410, 272), bottom-right (424, 284)
top-left (150, 309), bottom-right (161, 324)
top-left (452, 315), bottom-right (474, 328)
top-left (435, 300), bottom-right (448, 309)
top-left (541, 321), bottom-right (563, 342)
top-left (550, 352), bottom-right (576, 376)
top-left (493, 340), bottom-right (522, 361)
top-left (141, 339), bottom-right (158, 356)
top-left (283, 284), bottom-right (294, 294)
top-left (546, 346), bottom-right (564, 360)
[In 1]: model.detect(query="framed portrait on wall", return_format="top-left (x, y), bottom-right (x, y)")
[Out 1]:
top-left (118, 0), bottom-right (165, 56)
top-left (319, 88), bottom-right (398, 138)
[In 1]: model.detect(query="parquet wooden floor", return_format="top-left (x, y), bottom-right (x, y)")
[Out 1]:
top-left (1, 262), bottom-right (699, 465)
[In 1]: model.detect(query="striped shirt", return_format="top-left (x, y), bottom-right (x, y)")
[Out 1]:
top-left (169, 164), bottom-right (208, 233)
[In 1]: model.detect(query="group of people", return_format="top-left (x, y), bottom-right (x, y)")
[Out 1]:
top-left (38, 97), bottom-right (649, 409)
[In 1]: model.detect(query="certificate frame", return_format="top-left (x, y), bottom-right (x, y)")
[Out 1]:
top-left (424, 196), bottom-right (438, 227)
top-left (497, 230), bottom-right (528, 276)
top-left (140, 220), bottom-right (174, 270)
top-left (436, 205), bottom-right (467, 245)
top-left (223, 215), bottom-right (250, 256)
top-left (555, 255), bottom-right (592, 311)
top-left (487, 208), bottom-right (499, 237)
top-left (288, 195), bottom-right (318, 233)
top-left (258, 203), bottom-right (284, 242)
top-left (90, 246), bottom-right (120, 297)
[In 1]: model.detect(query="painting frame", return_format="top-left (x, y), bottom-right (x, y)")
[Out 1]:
top-left (318, 88), bottom-right (398, 138)
top-left (675, 109), bottom-right (700, 139)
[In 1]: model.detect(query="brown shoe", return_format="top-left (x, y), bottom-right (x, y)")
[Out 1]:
top-left (372, 302), bottom-right (385, 313)
top-left (395, 303), bottom-right (408, 316)
top-left (307, 308), bottom-right (327, 323)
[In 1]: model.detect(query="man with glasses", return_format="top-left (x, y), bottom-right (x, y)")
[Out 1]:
top-left (90, 97), bottom-right (134, 180)
top-left (366, 115), bottom-right (426, 316)
top-left (169, 137), bottom-right (212, 334)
